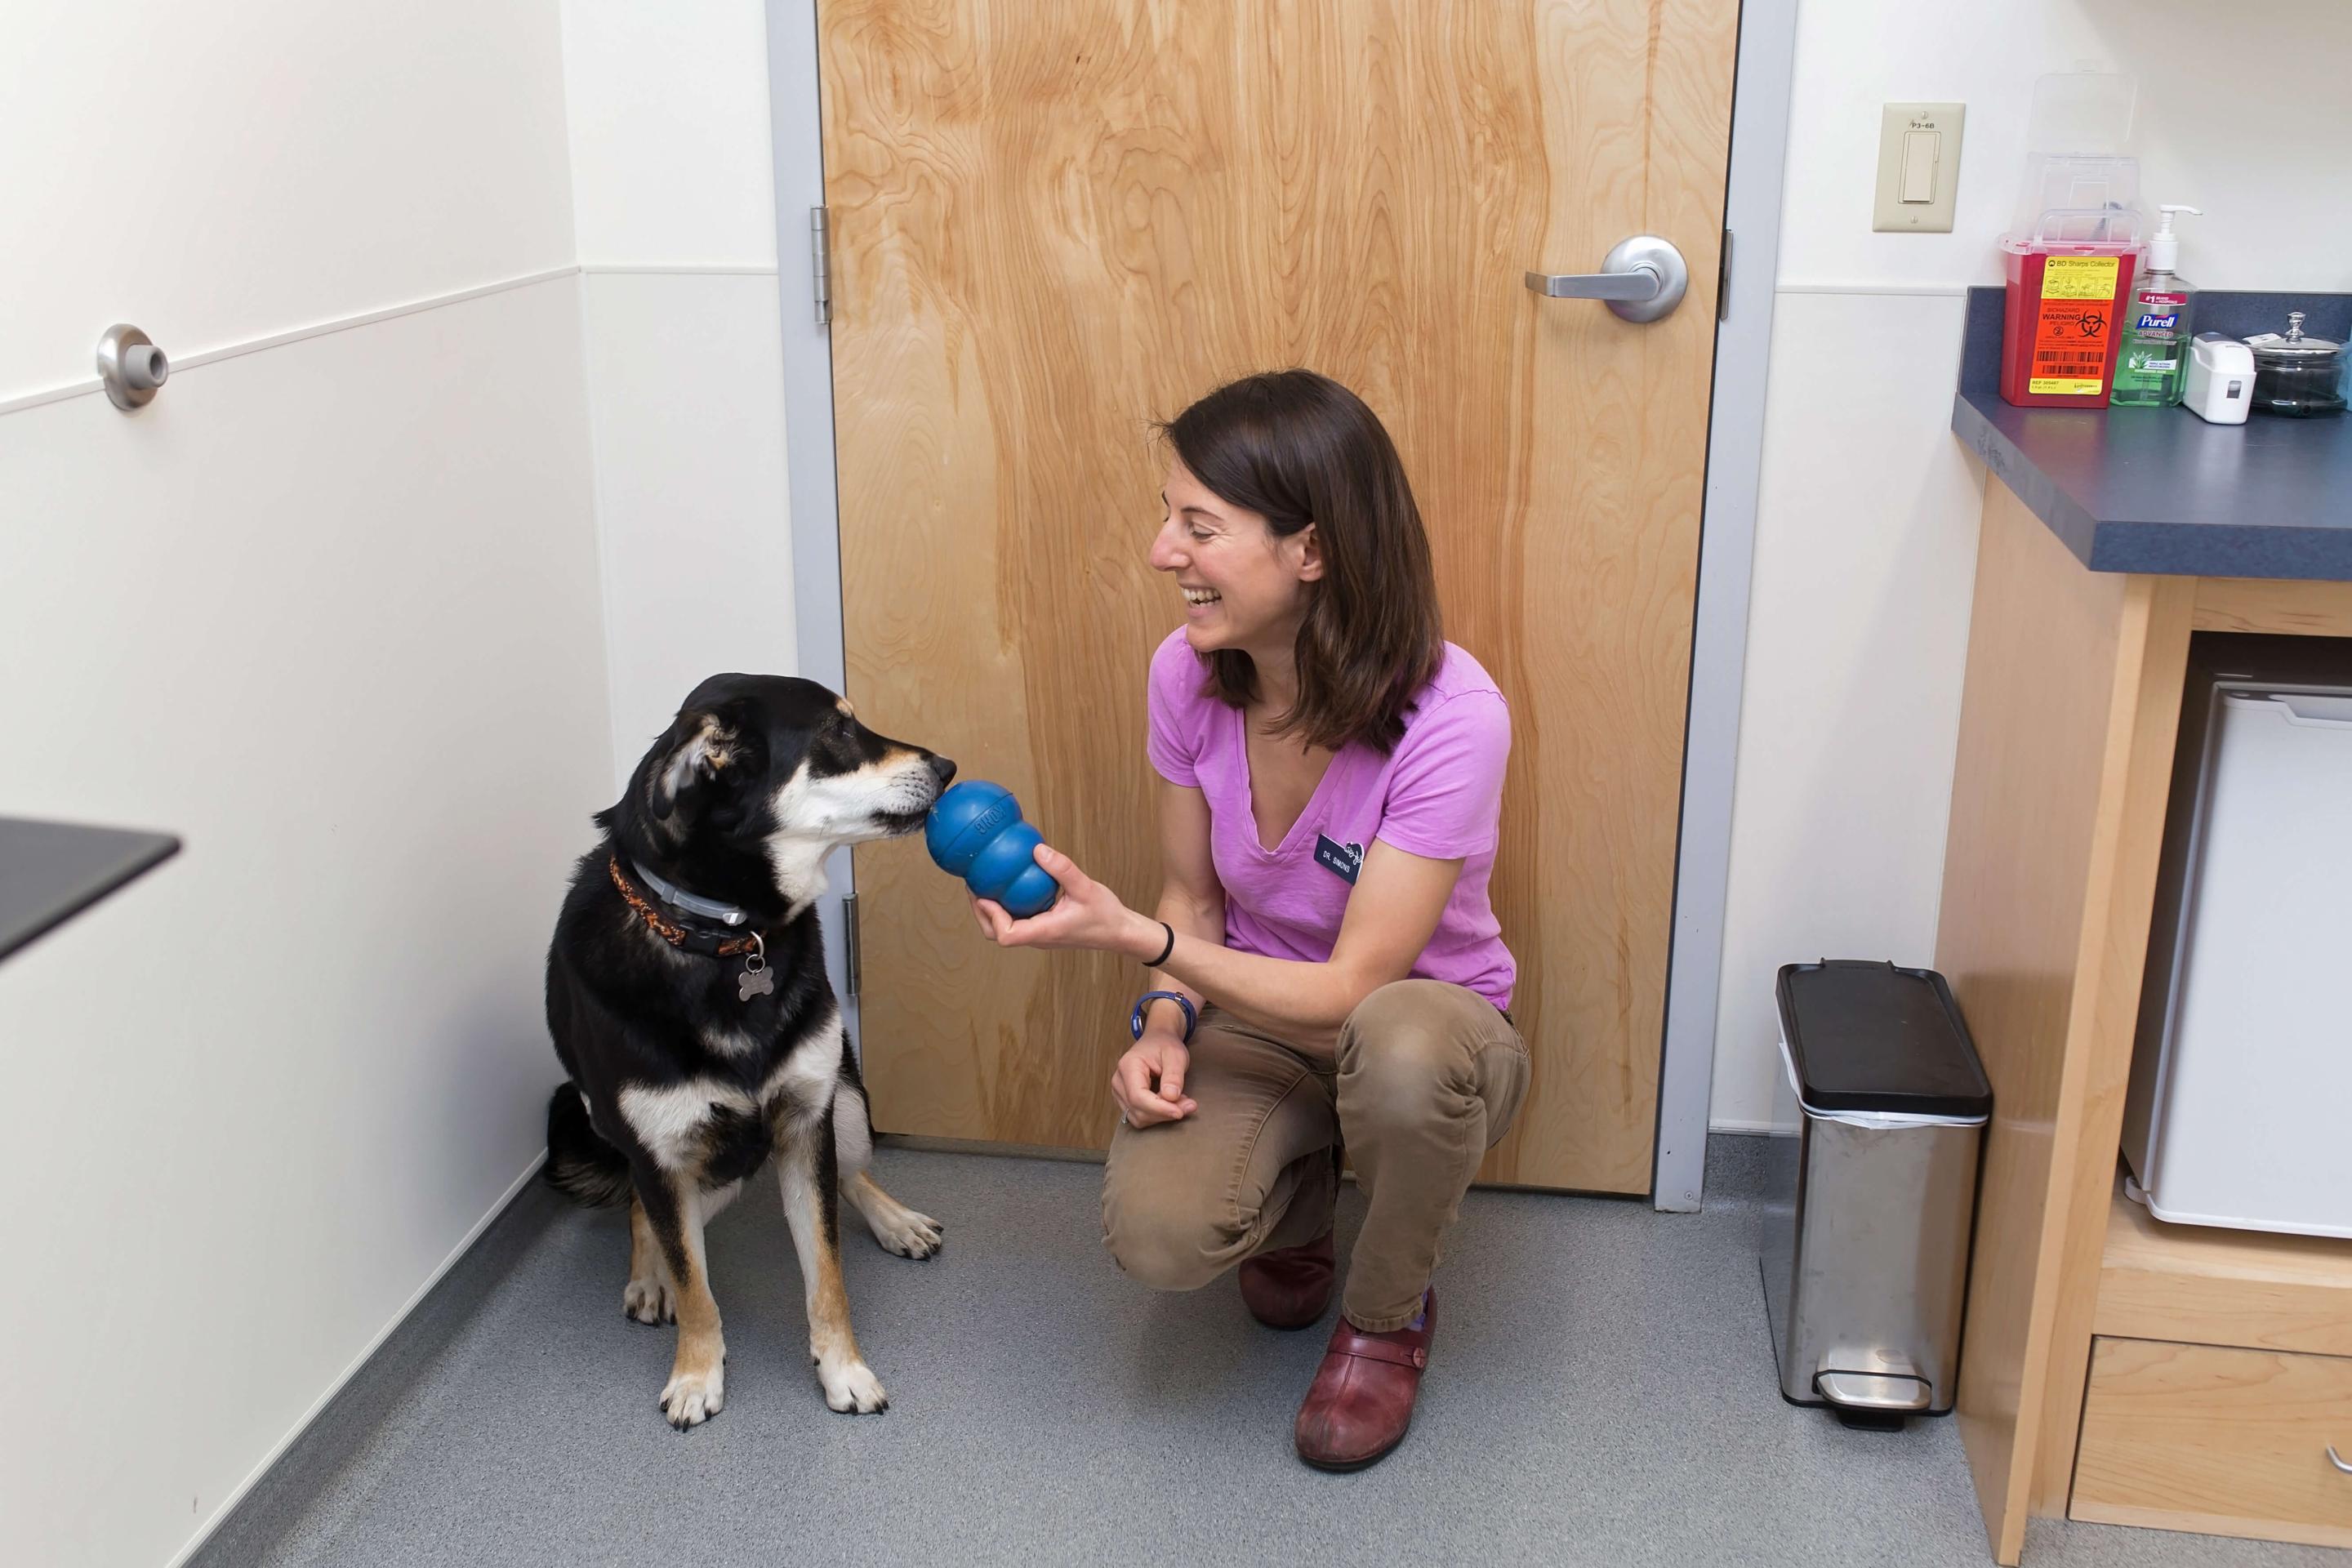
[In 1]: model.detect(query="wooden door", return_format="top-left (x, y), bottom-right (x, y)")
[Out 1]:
top-left (821, 0), bottom-right (1736, 1192)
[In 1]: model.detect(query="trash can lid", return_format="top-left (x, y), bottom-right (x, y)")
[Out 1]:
top-left (1775, 960), bottom-right (1992, 1119)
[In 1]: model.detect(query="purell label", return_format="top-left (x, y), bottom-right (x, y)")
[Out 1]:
top-left (2136, 312), bottom-right (2181, 332)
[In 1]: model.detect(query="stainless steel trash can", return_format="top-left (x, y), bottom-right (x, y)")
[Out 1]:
top-left (1760, 960), bottom-right (1990, 1423)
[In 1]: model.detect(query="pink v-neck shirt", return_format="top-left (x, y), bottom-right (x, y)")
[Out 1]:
top-left (1144, 629), bottom-right (1517, 1011)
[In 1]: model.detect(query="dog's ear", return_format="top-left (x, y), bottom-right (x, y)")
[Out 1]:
top-left (648, 714), bottom-right (746, 831)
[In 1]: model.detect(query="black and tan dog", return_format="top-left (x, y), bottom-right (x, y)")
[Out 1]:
top-left (542, 674), bottom-right (952, 1427)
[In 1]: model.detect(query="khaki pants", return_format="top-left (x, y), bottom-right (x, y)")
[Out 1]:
top-left (1100, 978), bottom-right (1531, 1332)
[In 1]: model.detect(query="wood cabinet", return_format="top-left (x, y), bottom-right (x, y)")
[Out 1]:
top-left (1938, 475), bottom-right (2352, 1561)
top-left (2074, 1339), bottom-right (2352, 1548)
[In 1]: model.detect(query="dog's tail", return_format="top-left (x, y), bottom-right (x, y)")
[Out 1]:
top-left (544, 1085), bottom-right (632, 1208)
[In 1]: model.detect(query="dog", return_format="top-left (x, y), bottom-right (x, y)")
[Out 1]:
top-left (541, 673), bottom-right (954, 1427)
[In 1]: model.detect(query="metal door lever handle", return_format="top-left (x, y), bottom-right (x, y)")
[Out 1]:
top-left (1524, 234), bottom-right (1689, 323)
top-left (1524, 268), bottom-right (1659, 301)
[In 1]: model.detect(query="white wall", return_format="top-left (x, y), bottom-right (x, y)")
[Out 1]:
top-left (559, 0), bottom-right (802, 787)
top-left (559, 0), bottom-right (782, 270)
top-left (1708, 0), bottom-right (2352, 1130)
top-left (1, 1), bottom-right (577, 406)
top-left (1774, 0), bottom-right (2352, 294)
top-left (0, 7), bottom-right (609, 1566)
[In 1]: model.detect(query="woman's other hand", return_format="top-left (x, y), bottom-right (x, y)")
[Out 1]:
top-left (1110, 1030), bottom-right (1196, 1125)
top-left (968, 844), bottom-right (1163, 960)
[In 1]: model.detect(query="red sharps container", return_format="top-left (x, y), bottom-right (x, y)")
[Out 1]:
top-left (1999, 229), bottom-right (2142, 408)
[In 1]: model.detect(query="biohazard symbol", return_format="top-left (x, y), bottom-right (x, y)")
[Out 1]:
top-left (2072, 310), bottom-right (2107, 340)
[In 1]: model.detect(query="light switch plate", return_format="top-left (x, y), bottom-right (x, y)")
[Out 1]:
top-left (1873, 103), bottom-right (1964, 234)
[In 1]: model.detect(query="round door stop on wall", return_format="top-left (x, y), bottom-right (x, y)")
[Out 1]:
top-left (96, 323), bottom-right (169, 412)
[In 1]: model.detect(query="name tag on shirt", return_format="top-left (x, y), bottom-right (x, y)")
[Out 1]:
top-left (1314, 834), bottom-right (1364, 884)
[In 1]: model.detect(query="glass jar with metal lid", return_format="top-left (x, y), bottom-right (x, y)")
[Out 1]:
top-left (2243, 311), bottom-right (2346, 417)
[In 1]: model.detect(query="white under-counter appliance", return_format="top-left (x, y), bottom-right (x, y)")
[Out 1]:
top-left (2124, 634), bottom-right (2352, 1238)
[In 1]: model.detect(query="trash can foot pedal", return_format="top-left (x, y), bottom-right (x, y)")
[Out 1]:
top-left (1814, 1369), bottom-right (1931, 1413)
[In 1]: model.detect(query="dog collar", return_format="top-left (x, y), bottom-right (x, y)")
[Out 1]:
top-left (607, 858), bottom-right (780, 1002)
top-left (630, 858), bottom-right (747, 926)
top-left (607, 857), bottom-right (762, 958)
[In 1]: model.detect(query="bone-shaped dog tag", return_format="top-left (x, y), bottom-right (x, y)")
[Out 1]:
top-left (737, 931), bottom-right (773, 1001)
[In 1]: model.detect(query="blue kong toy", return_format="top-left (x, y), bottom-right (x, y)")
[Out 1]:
top-left (925, 780), bottom-right (1061, 919)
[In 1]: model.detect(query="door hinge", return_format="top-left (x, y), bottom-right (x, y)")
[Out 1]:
top-left (841, 889), bottom-right (860, 997)
top-left (810, 206), bottom-right (832, 327)
top-left (1717, 228), bottom-right (1733, 323)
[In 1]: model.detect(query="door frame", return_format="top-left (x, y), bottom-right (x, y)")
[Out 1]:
top-left (764, 0), bottom-right (1800, 1211)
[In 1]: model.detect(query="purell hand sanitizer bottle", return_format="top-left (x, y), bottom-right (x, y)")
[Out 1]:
top-left (2113, 204), bottom-right (2202, 407)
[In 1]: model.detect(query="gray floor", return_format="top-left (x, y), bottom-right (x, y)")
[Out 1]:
top-left (206, 1143), bottom-right (2341, 1568)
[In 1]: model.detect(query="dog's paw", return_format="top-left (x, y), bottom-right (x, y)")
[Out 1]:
top-left (623, 1276), bottom-right (675, 1325)
top-left (869, 1205), bottom-right (944, 1262)
top-left (658, 1364), bottom-right (724, 1429)
top-left (849, 1174), bottom-right (944, 1261)
top-left (817, 1356), bottom-right (888, 1414)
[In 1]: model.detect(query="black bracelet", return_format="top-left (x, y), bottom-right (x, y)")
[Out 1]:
top-left (1143, 920), bottom-right (1175, 969)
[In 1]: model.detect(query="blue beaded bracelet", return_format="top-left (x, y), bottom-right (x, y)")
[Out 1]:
top-left (1130, 990), bottom-right (1197, 1043)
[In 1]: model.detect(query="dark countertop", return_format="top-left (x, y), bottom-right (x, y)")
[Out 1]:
top-left (0, 816), bottom-right (180, 963)
top-left (1952, 287), bottom-right (2352, 578)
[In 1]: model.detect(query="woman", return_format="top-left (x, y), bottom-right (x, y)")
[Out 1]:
top-left (969, 369), bottom-right (1526, 1471)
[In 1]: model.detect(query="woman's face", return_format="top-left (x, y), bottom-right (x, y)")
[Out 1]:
top-left (1148, 457), bottom-right (1321, 659)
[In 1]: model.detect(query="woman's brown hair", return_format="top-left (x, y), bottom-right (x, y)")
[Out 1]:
top-left (1158, 370), bottom-right (1443, 755)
